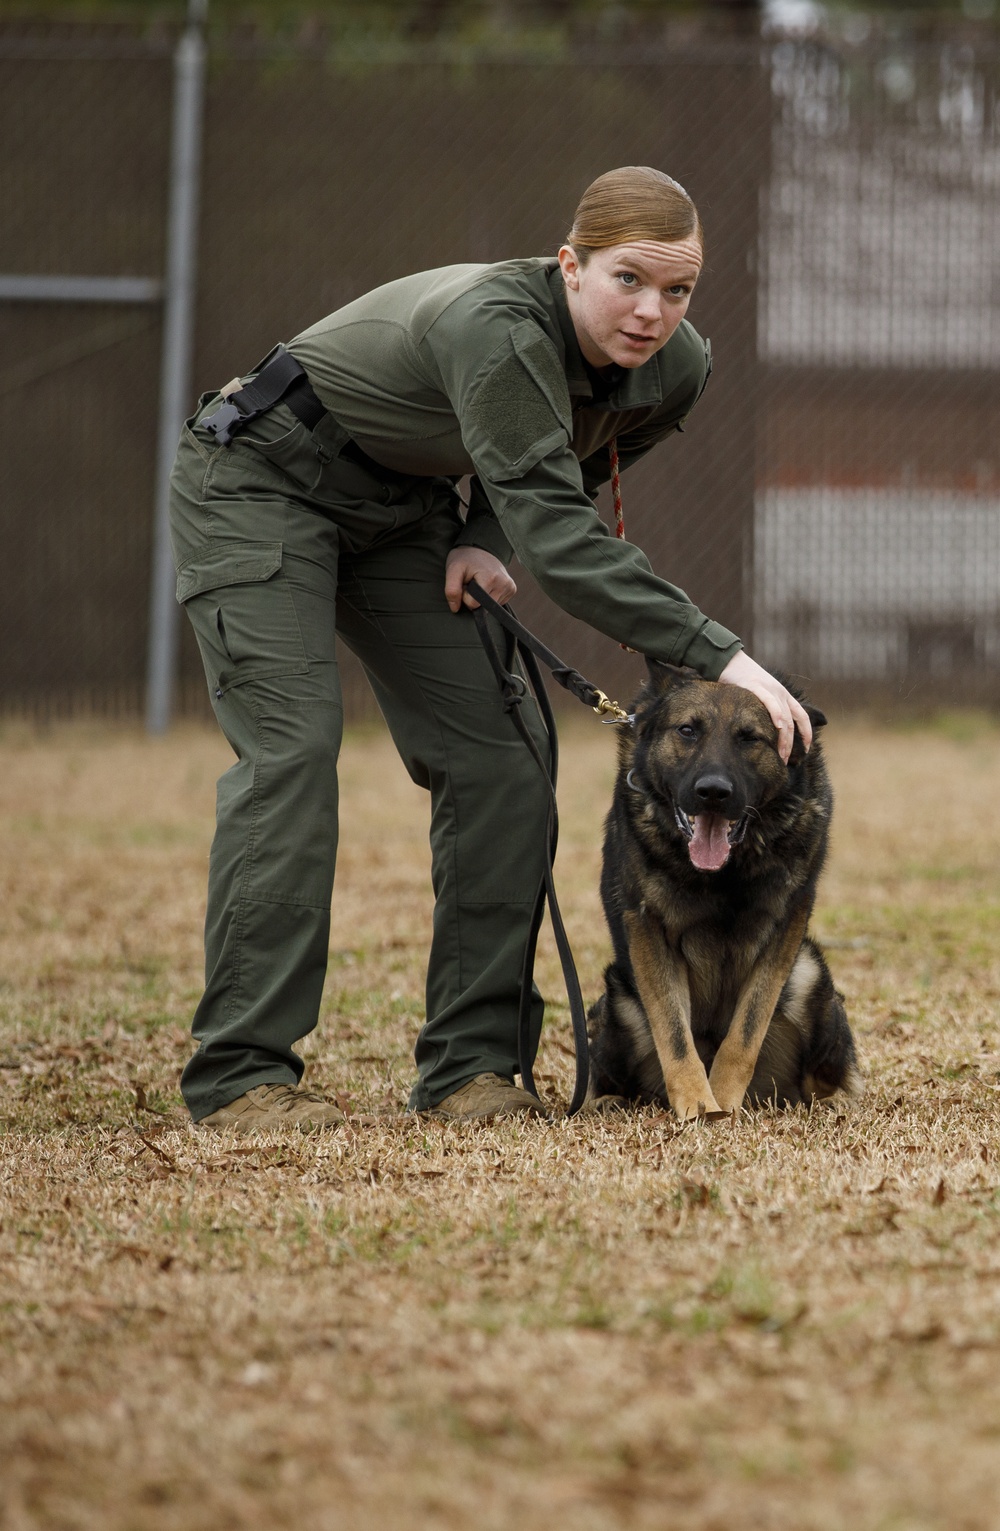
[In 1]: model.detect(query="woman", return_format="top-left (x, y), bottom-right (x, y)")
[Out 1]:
top-left (170, 165), bottom-right (811, 1132)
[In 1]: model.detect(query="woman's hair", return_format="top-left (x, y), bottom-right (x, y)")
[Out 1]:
top-left (565, 166), bottom-right (703, 262)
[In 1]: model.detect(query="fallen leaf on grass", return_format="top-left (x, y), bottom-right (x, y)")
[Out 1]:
top-left (108, 1243), bottom-right (152, 1263)
top-left (47, 1299), bottom-right (170, 1320)
top-left (892, 1320), bottom-right (946, 1343)
top-left (132, 1128), bottom-right (177, 1172)
top-left (679, 1175), bottom-right (712, 1207)
top-left (133, 1082), bottom-right (169, 1115)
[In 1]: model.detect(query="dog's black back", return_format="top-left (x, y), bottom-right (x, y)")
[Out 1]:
top-left (588, 664), bottom-right (860, 1111)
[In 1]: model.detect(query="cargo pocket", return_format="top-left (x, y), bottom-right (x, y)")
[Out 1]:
top-left (176, 540), bottom-right (309, 697)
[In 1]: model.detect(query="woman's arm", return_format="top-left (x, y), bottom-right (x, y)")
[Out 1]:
top-left (459, 443), bottom-right (743, 679)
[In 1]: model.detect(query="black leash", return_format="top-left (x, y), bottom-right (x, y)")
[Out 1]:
top-left (466, 579), bottom-right (632, 1118)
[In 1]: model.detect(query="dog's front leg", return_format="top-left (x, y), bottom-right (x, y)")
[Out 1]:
top-left (624, 909), bottom-right (722, 1120)
top-left (708, 907), bottom-right (810, 1112)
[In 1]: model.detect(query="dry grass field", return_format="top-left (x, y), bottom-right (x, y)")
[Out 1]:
top-left (3, 708), bottom-right (1000, 1530)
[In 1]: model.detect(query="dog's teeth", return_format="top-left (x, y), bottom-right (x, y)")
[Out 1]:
top-left (726, 813), bottom-right (751, 847)
top-left (672, 805), bottom-right (695, 841)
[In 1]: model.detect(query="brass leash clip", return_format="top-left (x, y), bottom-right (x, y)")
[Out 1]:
top-left (592, 691), bottom-right (633, 725)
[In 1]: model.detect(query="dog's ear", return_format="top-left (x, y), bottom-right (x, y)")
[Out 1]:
top-left (788, 704), bottom-right (827, 766)
top-left (645, 658), bottom-right (698, 695)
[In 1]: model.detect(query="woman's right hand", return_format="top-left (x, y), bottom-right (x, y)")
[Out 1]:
top-left (444, 547), bottom-right (517, 613)
top-left (717, 651), bottom-right (812, 764)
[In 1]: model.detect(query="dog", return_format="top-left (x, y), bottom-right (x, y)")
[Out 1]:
top-left (586, 661), bottom-right (861, 1119)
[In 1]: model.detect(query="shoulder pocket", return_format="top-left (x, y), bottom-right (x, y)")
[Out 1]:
top-left (462, 322), bottom-right (571, 484)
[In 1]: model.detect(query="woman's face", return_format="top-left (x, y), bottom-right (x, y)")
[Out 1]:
top-left (558, 238), bottom-right (703, 370)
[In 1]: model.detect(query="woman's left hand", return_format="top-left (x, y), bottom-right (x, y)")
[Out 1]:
top-left (444, 547), bottom-right (517, 612)
top-left (717, 649), bottom-right (812, 764)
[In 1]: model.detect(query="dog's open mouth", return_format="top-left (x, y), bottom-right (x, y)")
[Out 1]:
top-left (674, 807), bottom-right (749, 872)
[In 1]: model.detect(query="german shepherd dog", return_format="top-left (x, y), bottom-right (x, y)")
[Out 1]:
top-left (587, 662), bottom-right (861, 1119)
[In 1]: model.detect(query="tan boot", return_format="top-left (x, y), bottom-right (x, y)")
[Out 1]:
top-left (197, 1083), bottom-right (346, 1135)
top-left (429, 1073), bottom-right (549, 1122)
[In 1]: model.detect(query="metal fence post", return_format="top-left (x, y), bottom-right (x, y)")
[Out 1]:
top-left (145, 0), bottom-right (207, 733)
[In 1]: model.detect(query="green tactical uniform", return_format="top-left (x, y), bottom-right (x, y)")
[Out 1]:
top-left (169, 256), bottom-right (742, 1120)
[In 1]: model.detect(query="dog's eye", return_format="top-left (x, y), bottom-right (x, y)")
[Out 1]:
top-left (736, 729), bottom-right (761, 745)
top-left (677, 724), bottom-right (698, 740)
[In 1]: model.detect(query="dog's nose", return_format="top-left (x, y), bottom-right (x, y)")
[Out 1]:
top-left (694, 774), bottom-right (733, 808)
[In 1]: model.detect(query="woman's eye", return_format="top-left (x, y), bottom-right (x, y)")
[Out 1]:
top-left (617, 272), bottom-right (638, 286)
top-left (667, 284), bottom-right (690, 297)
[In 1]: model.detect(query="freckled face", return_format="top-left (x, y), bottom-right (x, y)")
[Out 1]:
top-left (558, 237), bottom-right (703, 370)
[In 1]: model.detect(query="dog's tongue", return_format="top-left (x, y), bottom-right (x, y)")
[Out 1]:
top-left (689, 813), bottom-right (731, 872)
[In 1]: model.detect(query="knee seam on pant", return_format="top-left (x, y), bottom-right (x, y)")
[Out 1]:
top-left (245, 890), bottom-right (332, 910)
top-left (227, 705), bottom-right (266, 1025)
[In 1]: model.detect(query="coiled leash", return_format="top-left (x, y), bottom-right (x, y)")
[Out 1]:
top-left (466, 578), bottom-right (631, 1118)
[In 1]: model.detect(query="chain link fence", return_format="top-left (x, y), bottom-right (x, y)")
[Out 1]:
top-left (1, 19), bottom-right (999, 717)
top-left (757, 35), bottom-right (1000, 703)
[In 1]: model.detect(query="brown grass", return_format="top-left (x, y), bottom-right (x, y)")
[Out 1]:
top-left (3, 710), bottom-right (1000, 1530)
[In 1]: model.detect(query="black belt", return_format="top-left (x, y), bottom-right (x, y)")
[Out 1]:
top-left (202, 344), bottom-right (327, 447)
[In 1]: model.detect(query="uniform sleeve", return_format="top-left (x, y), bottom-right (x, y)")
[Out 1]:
top-left (478, 445), bottom-right (741, 678)
top-left (453, 475), bottom-right (513, 563)
top-left (423, 309), bottom-right (740, 679)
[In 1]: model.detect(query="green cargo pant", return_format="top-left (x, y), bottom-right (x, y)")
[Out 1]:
top-left (169, 393), bottom-right (549, 1121)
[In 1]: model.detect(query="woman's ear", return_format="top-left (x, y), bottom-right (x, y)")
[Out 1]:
top-left (557, 244), bottom-right (582, 291)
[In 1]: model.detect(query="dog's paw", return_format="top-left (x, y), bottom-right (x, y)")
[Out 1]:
top-left (581, 1094), bottom-right (631, 1115)
top-left (706, 1067), bottom-right (749, 1115)
top-left (670, 1094), bottom-right (724, 1122)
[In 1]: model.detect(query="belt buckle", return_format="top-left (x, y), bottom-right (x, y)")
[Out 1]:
top-left (202, 399), bottom-right (243, 447)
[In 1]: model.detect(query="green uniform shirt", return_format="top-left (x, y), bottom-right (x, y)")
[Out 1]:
top-left (288, 257), bottom-right (742, 677)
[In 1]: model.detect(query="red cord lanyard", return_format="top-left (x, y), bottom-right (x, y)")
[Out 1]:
top-left (609, 436), bottom-right (625, 540)
top-left (609, 437), bottom-right (635, 652)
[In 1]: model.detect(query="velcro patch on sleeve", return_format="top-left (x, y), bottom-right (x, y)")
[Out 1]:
top-left (463, 323), bottom-right (571, 483)
top-left (699, 619), bottom-right (740, 650)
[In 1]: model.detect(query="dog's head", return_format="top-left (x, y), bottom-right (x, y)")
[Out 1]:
top-left (628, 662), bottom-right (826, 873)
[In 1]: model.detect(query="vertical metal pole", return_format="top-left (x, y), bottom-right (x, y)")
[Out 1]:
top-left (145, 0), bottom-right (207, 733)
